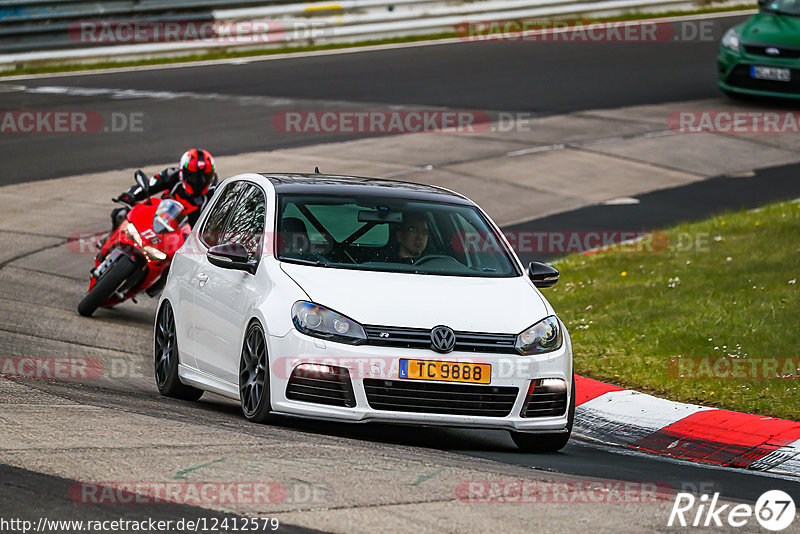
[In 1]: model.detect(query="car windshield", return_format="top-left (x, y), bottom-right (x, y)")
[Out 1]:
top-left (275, 194), bottom-right (520, 277)
top-left (764, 0), bottom-right (800, 15)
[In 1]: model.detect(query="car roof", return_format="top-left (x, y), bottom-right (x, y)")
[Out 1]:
top-left (260, 173), bottom-right (474, 205)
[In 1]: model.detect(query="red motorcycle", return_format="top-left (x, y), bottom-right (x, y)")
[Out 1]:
top-left (78, 171), bottom-right (191, 317)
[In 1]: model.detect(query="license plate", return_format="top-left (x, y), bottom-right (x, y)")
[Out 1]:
top-left (399, 359), bottom-right (491, 384)
top-left (751, 66), bottom-right (791, 82)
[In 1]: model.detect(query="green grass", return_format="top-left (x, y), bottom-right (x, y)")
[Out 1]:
top-left (1, 4), bottom-right (753, 78)
top-left (548, 199), bottom-right (800, 420)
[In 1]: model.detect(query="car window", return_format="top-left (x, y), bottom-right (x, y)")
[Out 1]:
top-left (222, 183), bottom-right (266, 260)
top-left (281, 203), bottom-right (328, 245)
top-left (201, 181), bottom-right (244, 248)
top-left (450, 211), bottom-right (508, 273)
top-left (276, 194), bottom-right (519, 278)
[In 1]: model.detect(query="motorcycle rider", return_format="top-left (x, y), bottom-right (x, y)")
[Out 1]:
top-left (111, 148), bottom-right (218, 231)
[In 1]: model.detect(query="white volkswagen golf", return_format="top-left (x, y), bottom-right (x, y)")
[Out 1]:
top-left (154, 173), bottom-right (574, 451)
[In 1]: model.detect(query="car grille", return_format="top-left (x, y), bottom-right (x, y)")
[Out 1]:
top-left (363, 379), bottom-right (519, 417)
top-left (363, 325), bottom-right (517, 354)
top-left (520, 379), bottom-right (568, 418)
top-left (285, 365), bottom-right (356, 408)
top-left (725, 65), bottom-right (800, 94)
top-left (743, 44), bottom-right (800, 59)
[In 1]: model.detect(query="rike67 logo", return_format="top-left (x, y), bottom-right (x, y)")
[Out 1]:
top-left (668, 490), bottom-right (795, 531)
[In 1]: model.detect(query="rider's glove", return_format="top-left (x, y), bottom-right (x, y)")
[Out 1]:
top-left (116, 192), bottom-right (136, 205)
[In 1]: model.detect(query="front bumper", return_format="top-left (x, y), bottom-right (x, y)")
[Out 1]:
top-left (266, 329), bottom-right (573, 432)
top-left (718, 48), bottom-right (800, 99)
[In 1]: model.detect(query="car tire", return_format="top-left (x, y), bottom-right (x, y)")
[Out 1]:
top-left (154, 301), bottom-right (204, 401)
top-left (510, 375), bottom-right (575, 453)
top-left (239, 320), bottom-right (274, 423)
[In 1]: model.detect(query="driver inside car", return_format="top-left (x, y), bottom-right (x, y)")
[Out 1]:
top-left (383, 211), bottom-right (430, 264)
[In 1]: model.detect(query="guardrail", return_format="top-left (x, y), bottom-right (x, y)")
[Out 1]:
top-left (0, 0), bottom-right (752, 69)
top-left (0, 0), bottom-right (297, 53)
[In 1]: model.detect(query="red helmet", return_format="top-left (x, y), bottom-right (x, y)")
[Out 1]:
top-left (179, 148), bottom-right (216, 196)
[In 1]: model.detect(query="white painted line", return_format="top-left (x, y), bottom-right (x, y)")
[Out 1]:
top-left (24, 85), bottom-right (294, 105)
top-left (507, 144), bottom-right (565, 157)
top-left (601, 197), bottom-right (640, 205)
top-left (727, 170), bottom-right (756, 179)
top-left (579, 136), bottom-right (625, 146)
top-left (641, 129), bottom-right (676, 139)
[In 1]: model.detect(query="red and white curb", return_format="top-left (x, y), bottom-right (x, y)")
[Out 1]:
top-left (574, 375), bottom-right (800, 476)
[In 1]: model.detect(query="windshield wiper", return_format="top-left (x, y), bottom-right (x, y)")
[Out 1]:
top-left (282, 257), bottom-right (329, 267)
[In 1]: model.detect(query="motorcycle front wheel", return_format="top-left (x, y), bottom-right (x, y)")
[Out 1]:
top-left (77, 254), bottom-right (138, 317)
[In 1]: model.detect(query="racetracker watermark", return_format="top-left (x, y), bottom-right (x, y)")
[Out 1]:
top-left (67, 230), bottom-right (714, 257)
top-left (69, 482), bottom-right (287, 505)
top-left (0, 518), bottom-right (280, 534)
top-left (458, 19), bottom-right (719, 43)
top-left (668, 111), bottom-right (800, 134)
top-left (455, 230), bottom-right (671, 255)
top-left (0, 357), bottom-right (103, 380)
top-left (668, 356), bottom-right (800, 380)
top-left (456, 480), bottom-right (673, 503)
top-left (455, 230), bottom-right (716, 255)
top-left (273, 110), bottom-right (494, 134)
top-left (68, 20), bottom-right (330, 44)
top-left (0, 111), bottom-right (145, 134)
top-left (668, 490), bottom-right (795, 530)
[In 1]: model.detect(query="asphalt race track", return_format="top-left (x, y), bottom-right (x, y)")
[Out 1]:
top-left (1, 13), bottom-right (800, 533)
top-left (0, 15), bottom-right (755, 186)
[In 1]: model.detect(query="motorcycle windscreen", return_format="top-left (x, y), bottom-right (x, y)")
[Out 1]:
top-left (152, 199), bottom-right (188, 234)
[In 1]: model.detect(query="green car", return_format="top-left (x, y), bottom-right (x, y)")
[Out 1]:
top-left (718, 0), bottom-right (800, 99)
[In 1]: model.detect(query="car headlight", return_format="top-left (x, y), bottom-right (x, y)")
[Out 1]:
top-left (124, 221), bottom-right (143, 247)
top-left (516, 316), bottom-right (562, 355)
top-left (292, 301), bottom-right (367, 345)
top-left (721, 27), bottom-right (740, 52)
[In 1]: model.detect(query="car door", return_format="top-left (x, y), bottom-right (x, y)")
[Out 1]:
top-left (193, 182), bottom-right (266, 385)
top-left (175, 180), bottom-right (243, 369)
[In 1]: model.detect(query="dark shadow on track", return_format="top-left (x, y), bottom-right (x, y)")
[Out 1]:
top-left (0, 464), bottom-right (323, 534)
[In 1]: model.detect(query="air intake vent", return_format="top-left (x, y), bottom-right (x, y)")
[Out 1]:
top-left (286, 364), bottom-right (356, 408)
top-left (363, 379), bottom-right (518, 417)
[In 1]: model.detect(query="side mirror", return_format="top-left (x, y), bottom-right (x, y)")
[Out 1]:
top-left (528, 261), bottom-right (559, 288)
top-left (207, 243), bottom-right (257, 275)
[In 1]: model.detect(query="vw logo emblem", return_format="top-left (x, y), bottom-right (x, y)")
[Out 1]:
top-left (766, 47), bottom-right (780, 56)
top-left (430, 326), bottom-right (456, 353)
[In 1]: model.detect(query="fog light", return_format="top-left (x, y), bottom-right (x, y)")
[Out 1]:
top-left (297, 363), bottom-right (335, 376)
top-left (521, 378), bottom-right (568, 418)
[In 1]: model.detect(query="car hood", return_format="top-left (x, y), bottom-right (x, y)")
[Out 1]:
top-left (280, 263), bottom-right (549, 334)
top-left (741, 13), bottom-right (800, 47)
